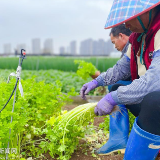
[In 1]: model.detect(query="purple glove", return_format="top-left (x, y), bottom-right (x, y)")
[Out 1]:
top-left (80, 80), bottom-right (98, 100)
top-left (94, 93), bottom-right (117, 116)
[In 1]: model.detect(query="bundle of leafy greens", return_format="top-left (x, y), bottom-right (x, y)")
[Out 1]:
top-left (43, 102), bottom-right (98, 160)
top-left (74, 60), bottom-right (98, 80)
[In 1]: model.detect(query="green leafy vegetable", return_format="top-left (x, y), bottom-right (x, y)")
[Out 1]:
top-left (44, 102), bottom-right (97, 159)
top-left (74, 60), bottom-right (98, 80)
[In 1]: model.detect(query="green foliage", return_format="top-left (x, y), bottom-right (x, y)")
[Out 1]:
top-left (98, 116), bottom-right (110, 134)
top-left (0, 72), bottom-right (98, 159)
top-left (0, 66), bottom-right (137, 159)
top-left (74, 60), bottom-right (97, 80)
top-left (0, 56), bottom-right (119, 72)
top-left (74, 60), bottom-right (107, 96)
top-left (0, 69), bottom-right (90, 93)
top-left (128, 111), bottom-right (135, 132)
top-left (0, 78), bottom-right (75, 159)
top-left (43, 103), bottom-right (97, 159)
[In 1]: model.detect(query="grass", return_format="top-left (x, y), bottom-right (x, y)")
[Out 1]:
top-left (0, 56), bottom-right (119, 72)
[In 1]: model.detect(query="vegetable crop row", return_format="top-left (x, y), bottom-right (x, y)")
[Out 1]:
top-left (0, 56), bottom-right (119, 72)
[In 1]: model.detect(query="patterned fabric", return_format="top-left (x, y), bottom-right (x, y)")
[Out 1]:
top-left (153, 49), bottom-right (160, 58)
top-left (111, 50), bottom-right (160, 105)
top-left (95, 54), bottom-right (131, 86)
top-left (96, 49), bottom-right (160, 105)
top-left (95, 41), bottom-right (130, 86)
top-left (105, 0), bottom-right (160, 29)
top-left (129, 11), bottom-right (160, 80)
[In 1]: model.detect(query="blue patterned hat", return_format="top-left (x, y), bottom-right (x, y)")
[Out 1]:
top-left (105, 0), bottom-right (160, 29)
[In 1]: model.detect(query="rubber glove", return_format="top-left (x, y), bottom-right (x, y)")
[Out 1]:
top-left (80, 80), bottom-right (98, 100)
top-left (94, 93), bottom-right (117, 116)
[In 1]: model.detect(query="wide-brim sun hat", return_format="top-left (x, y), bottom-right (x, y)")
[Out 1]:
top-left (105, 0), bottom-right (160, 29)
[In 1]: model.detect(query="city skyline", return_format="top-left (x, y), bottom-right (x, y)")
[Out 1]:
top-left (0, 0), bottom-right (112, 54)
top-left (3, 38), bottom-right (54, 54)
top-left (2, 37), bottom-right (117, 56)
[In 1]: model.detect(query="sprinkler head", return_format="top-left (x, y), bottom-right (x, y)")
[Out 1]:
top-left (20, 49), bottom-right (26, 59)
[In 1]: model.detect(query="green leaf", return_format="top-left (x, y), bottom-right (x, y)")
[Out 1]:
top-left (58, 145), bottom-right (66, 152)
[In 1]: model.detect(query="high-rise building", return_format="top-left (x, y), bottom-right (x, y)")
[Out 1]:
top-left (59, 47), bottom-right (65, 54)
top-left (98, 39), bottom-right (105, 55)
top-left (79, 38), bottom-right (115, 56)
top-left (32, 38), bottom-right (41, 54)
top-left (92, 39), bottom-right (105, 55)
top-left (70, 41), bottom-right (77, 55)
top-left (92, 40), bottom-right (98, 55)
top-left (3, 43), bottom-right (12, 54)
top-left (80, 38), bottom-right (111, 56)
top-left (80, 39), bottom-right (93, 55)
top-left (43, 39), bottom-right (53, 54)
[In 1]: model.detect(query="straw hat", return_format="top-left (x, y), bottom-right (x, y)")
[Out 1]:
top-left (105, 0), bottom-right (160, 29)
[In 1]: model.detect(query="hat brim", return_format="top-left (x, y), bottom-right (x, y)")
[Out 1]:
top-left (105, 1), bottom-right (160, 29)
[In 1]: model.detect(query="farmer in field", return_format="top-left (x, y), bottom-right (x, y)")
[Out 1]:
top-left (90, 24), bottom-right (132, 156)
top-left (80, 0), bottom-right (160, 159)
top-left (93, 24), bottom-right (132, 87)
top-left (93, 23), bottom-right (131, 76)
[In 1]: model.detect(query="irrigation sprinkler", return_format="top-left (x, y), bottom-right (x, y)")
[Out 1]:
top-left (0, 49), bottom-right (26, 160)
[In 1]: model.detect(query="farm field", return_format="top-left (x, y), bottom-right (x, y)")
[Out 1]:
top-left (0, 58), bottom-right (155, 160)
top-left (0, 69), bottom-right (90, 93)
top-left (0, 69), bottom-right (110, 160)
top-left (0, 56), bottom-right (119, 72)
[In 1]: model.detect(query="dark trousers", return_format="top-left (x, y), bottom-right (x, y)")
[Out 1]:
top-left (110, 84), bottom-right (160, 136)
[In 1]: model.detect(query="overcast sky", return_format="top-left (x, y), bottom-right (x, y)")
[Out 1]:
top-left (0, 0), bottom-right (113, 53)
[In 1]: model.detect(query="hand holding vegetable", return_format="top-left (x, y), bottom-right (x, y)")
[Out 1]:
top-left (80, 80), bottom-right (98, 99)
top-left (94, 93), bottom-right (117, 116)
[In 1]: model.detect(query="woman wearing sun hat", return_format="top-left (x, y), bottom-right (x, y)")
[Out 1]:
top-left (80, 0), bottom-right (160, 159)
